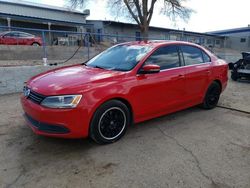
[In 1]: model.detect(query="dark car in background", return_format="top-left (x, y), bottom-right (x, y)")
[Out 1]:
top-left (229, 52), bottom-right (250, 81)
top-left (0, 31), bottom-right (42, 46)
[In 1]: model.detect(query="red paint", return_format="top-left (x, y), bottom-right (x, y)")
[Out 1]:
top-left (21, 41), bottom-right (228, 138)
top-left (0, 31), bottom-right (42, 46)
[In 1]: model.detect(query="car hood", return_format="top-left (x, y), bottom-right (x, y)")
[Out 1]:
top-left (28, 65), bottom-right (126, 95)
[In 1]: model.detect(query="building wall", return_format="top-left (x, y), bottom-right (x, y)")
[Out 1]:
top-left (87, 21), bottom-right (224, 48)
top-left (223, 31), bottom-right (250, 51)
top-left (0, 2), bottom-right (87, 24)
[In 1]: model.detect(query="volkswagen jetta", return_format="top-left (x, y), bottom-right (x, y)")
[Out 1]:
top-left (21, 41), bottom-right (228, 144)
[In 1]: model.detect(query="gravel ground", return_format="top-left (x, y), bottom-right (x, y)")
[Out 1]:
top-left (0, 79), bottom-right (250, 188)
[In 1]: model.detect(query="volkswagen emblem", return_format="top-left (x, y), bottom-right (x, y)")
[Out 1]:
top-left (23, 87), bottom-right (30, 97)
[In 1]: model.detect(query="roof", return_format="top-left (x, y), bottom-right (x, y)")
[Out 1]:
top-left (121, 40), bottom-right (207, 47)
top-left (0, 0), bottom-right (89, 25)
top-left (87, 20), bottom-right (223, 38)
top-left (208, 26), bottom-right (250, 35)
top-left (0, 0), bottom-right (87, 15)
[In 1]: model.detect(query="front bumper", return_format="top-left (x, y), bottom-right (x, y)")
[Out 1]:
top-left (21, 95), bottom-right (90, 138)
top-left (235, 69), bottom-right (250, 78)
top-left (24, 113), bottom-right (70, 134)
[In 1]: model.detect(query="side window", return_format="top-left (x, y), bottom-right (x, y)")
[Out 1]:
top-left (145, 45), bottom-right (180, 70)
top-left (181, 45), bottom-right (204, 65)
top-left (5, 33), bottom-right (15, 37)
top-left (202, 51), bottom-right (211, 62)
top-left (18, 32), bottom-right (33, 38)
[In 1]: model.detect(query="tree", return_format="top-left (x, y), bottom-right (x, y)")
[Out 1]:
top-left (69, 0), bottom-right (192, 40)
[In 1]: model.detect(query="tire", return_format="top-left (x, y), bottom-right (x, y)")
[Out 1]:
top-left (89, 100), bottom-right (131, 144)
top-left (201, 82), bottom-right (221, 109)
top-left (32, 42), bottom-right (40, 46)
top-left (231, 72), bottom-right (238, 81)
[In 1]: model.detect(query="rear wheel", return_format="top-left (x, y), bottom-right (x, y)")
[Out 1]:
top-left (201, 82), bottom-right (221, 109)
top-left (90, 100), bottom-right (131, 144)
top-left (32, 42), bottom-right (40, 46)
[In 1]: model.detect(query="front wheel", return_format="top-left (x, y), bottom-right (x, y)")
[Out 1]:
top-left (201, 82), bottom-right (221, 109)
top-left (89, 100), bottom-right (131, 144)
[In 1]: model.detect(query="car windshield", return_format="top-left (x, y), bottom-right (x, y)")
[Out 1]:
top-left (0, 32), bottom-right (9, 36)
top-left (87, 44), bottom-right (153, 71)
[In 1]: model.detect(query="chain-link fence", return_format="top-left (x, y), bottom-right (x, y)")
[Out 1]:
top-left (0, 26), bottom-right (249, 67)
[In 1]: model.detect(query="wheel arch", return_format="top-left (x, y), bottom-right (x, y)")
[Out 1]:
top-left (112, 97), bottom-right (134, 124)
top-left (90, 96), bottom-right (134, 127)
top-left (213, 79), bottom-right (222, 92)
top-left (31, 42), bottom-right (40, 46)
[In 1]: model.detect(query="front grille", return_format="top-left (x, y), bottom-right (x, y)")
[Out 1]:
top-left (24, 113), bottom-right (70, 134)
top-left (27, 90), bottom-right (46, 104)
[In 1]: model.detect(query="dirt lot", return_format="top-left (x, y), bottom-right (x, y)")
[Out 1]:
top-left (0, 79), bottom-right (250, 188)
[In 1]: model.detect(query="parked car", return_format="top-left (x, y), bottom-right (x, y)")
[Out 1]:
top-left (0, 31), bottom-right (42, 46)
top-left (228, 52), bottom-right (250, 81)
top-left (21, 41), bottom-right (228, 144)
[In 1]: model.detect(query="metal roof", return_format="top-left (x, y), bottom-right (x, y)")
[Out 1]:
top-left (0, 0), bottom-right (89, 24)
top-left (208, 27), bottom-right (250, 35)
top-left (87, 20), bottom-right (224, 38)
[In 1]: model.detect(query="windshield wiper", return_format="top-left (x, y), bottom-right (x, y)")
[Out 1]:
top-left (82, 61), bottom-right (88, 66)
top-left (93, 65), bottom-right (106, 69)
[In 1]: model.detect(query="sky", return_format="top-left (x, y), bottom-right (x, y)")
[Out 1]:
top-left (27, 0), bottom-right (250, 32)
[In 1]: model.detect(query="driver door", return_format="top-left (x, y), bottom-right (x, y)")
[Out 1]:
top-left (132, 45), bottom-right (186, 120)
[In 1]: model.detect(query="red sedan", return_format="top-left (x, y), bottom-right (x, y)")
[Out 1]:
top-left (21, 41), bottom-right (228, 144)
top-left (0, 31), bottom-right (42, 46)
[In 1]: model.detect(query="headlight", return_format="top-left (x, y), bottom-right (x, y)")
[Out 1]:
top-left (41, 95), bottom-right (82, 109)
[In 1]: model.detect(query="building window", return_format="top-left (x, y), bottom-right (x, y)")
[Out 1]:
top-left (240, 38), bottom-right (246, 43)
top-left (216, 40), bottom-right (220, 45)
top-left (135, 31), bottom-right (141, 41)
top-left (207, 39), bottom-right (212, 44)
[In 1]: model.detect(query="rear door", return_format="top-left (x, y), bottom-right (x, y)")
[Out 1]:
top-left (132, 45), bottom-right (186, 120)
top-left (18, 32), bottom-right (34, 45)
top-left (180, 45), bottom-right (212, 104)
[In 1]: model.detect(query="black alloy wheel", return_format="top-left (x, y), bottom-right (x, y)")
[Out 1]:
top-left (202, 82), bottom-right (221, 109)
top-left (90, 100), bottom-right (131, 144)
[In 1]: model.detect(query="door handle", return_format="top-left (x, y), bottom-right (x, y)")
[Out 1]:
top-left (172, 74), bottom-right (184, 80)
top-left (206, 70), bottom-right (211, 75)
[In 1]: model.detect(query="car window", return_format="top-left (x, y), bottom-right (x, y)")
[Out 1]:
top-left (144, 45), bottom-right (180, 70)
top-left (202, 51), bottom-right (211, 62)
top-left (4, 32), bottom-right (18, 37)
top-left (181, 45), bottom-right (204, 65)
top-left (18, 32), bottom-right (33, 38)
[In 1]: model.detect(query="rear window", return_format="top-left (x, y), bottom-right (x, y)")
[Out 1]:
top-left (181, 45), bottom-right (204, 65)
top-left (202, 51), bottom-right (211, 62)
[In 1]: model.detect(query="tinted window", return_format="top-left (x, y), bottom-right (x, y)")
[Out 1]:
top-left (5, 32), bottom-right (18, 37)
top-left (145, 45), bottom-right (180, 70)
top-left (87, 44), bottom-right (153, 71)
top-left (202, 51), bottom-right (211, 62)
top-left (181, 45), bottom-right (204, 65)
top-left (18, 32), bottom-right (33, 38)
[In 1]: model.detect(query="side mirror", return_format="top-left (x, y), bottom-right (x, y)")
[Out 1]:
top-left (140, 64), bottom-right (160, 74)
top-left (228, 62), bottom-right (234, 70)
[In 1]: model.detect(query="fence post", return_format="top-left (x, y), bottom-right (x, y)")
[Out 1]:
top-left (87, 33), bottom-right (90, 60)
top-left (42, 31), bottom-right (47, 66)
